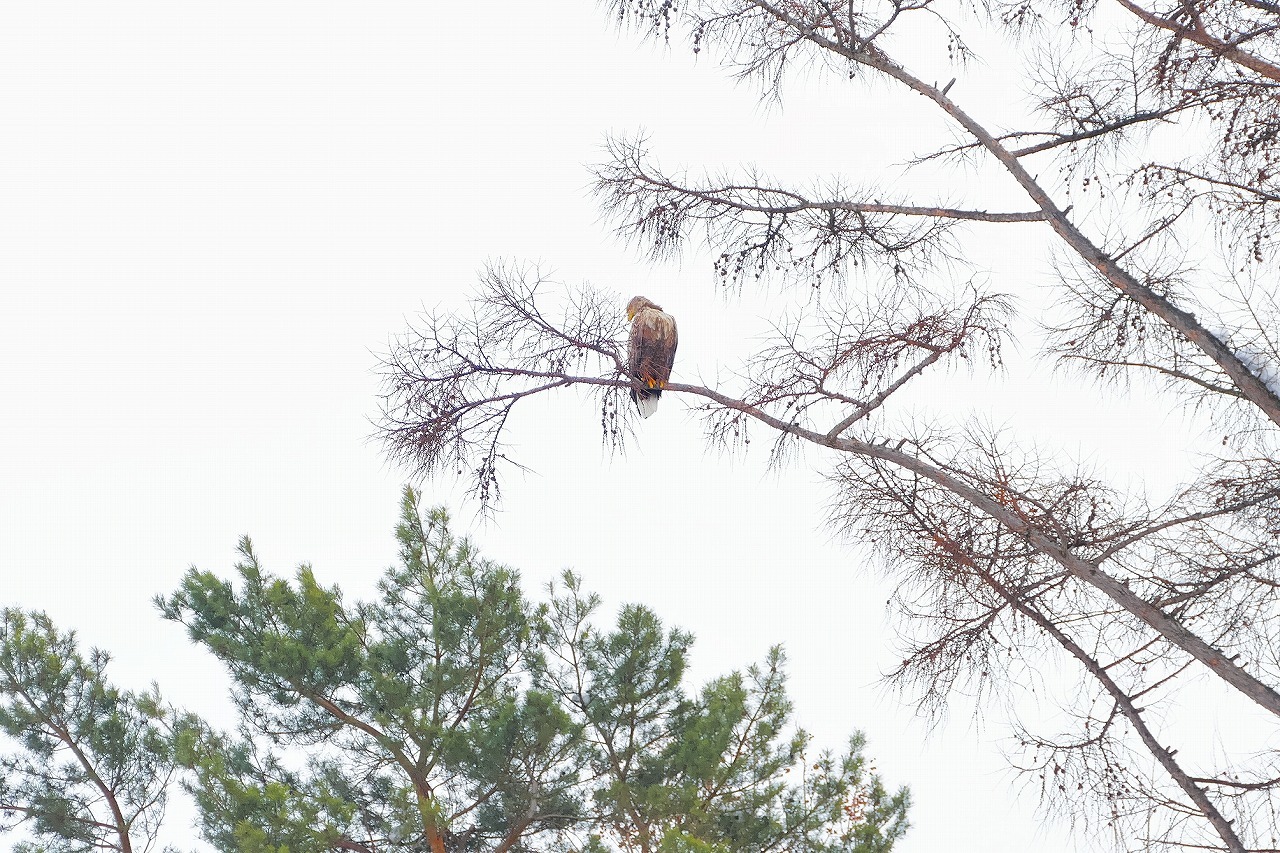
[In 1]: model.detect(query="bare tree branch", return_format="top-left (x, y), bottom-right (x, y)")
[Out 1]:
top-left (380, 2), bottom-right (1280, 848)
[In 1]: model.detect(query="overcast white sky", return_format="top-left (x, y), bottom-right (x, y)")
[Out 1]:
top-left (0, 2), bottom-right (1228, 851)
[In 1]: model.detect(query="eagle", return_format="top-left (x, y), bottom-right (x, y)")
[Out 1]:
top-left (625, 296), bottom-right (678, 419)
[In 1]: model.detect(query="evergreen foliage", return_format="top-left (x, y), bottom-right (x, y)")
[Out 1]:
top-left (546, 575), bottom-right (909, 853)
top-left (156, 487), bottom-right (909, 852)
top-left (0, 489), bottom-right (907, 852)
top-left (0, 608), bottom-right (187, 853)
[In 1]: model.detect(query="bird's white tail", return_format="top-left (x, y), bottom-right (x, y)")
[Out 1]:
top-left (635, 392), bottom-right (661, 419)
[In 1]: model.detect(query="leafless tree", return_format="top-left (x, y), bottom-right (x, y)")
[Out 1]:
top-left (379, 1), bottom-right (1280, 850)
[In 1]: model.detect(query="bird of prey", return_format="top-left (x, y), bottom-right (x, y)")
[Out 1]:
top-left (625, 296), bottom-right (678, 418)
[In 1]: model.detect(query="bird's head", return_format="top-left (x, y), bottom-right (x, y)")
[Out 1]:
top-left (626, 295), bottom-right (661, 321)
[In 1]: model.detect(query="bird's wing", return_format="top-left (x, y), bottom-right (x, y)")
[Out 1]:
top-left (634, 310), bottom-right (678, 387)
top-left (658, 312), bottom-right (678, 380)
top-left (628, 315), bottom-right (644, 380)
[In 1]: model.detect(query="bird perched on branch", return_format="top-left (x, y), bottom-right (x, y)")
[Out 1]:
top-left (625, 295), bottom-right (678, 418)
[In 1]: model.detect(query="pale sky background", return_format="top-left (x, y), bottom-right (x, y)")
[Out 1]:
top-left (0, 2), bottom-right (1233, 852)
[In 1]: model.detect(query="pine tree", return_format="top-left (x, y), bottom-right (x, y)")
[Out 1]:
top-left (0, 608), bottom-right (188, 853)
top-left (159, 487), bottom-right (908, 853)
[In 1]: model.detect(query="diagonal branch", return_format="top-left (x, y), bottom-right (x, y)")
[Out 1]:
top-left (744, 0), bottom-right (1280, 429)
top-left (1142, 164), bottom-right (1280, 203)
top-left (1010, 108), bottom-right (1196, 157)
top-left (824, 346), bottom-right (947, 439)
top-left (1113, 0), bottom-right (1280, 82)
top-left (950, 546), bottom-right (1247, 853)
top-left (427, 364), bottom-right (1280, 722)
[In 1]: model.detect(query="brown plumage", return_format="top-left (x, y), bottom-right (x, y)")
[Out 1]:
top-left (625, 296), bottom-right (678, 418)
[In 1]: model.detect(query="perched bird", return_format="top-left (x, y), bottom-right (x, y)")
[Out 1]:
top-left (626, 296), bottom-right (678, 418)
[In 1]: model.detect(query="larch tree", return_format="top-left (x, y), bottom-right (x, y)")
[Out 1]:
top-left (376, 1), bottom-right (1280, 851)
